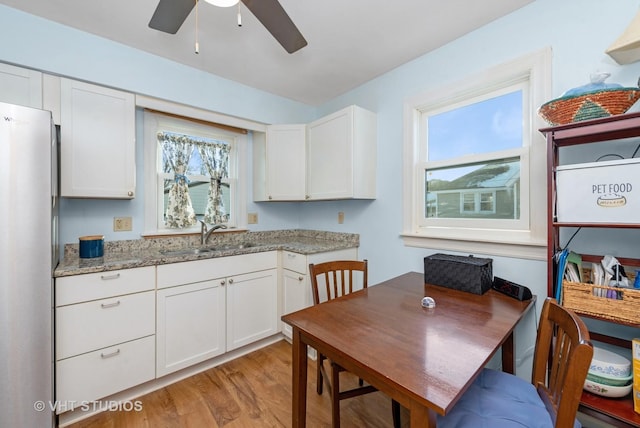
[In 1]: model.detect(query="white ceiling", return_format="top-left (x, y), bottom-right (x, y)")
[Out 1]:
top-left (0, 0), bottom-right (533, 105)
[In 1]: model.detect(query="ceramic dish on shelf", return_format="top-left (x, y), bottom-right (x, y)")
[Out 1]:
top-left (589, 346), bottom-right (632, 378)
top-left (584, 378), bottom-right (633, 398)
top-left (587, 370), bottom-right (634, 387)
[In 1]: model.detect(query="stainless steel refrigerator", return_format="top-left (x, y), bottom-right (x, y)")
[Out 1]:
top-left (0, 101), bottom-right (58, 427)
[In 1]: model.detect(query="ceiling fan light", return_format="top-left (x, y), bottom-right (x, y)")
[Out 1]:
top-left (203, 0), bottom-right (240, 7)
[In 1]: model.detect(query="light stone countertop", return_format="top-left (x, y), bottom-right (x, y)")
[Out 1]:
top-left (55, 229), bottom-right (359, 277)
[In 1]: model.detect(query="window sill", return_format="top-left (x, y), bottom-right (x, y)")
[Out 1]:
top-left (401, 232), bottom-right (546, 260)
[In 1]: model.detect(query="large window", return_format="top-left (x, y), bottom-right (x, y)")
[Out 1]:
top-left (143, 109), bottom-right (247, 235)
top-left (403, 49), bottom-right (551, 259)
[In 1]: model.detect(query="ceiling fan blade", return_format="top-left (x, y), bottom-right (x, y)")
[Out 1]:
top-left (149, 0), bottom-right (196, 34)
top-left (241, 0), bottom-right (307, 53)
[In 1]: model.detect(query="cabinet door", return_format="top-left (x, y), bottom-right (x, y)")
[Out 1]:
top-left (156, 280), bottom-right (226, 377)
top-left (307, 108), bottom-right (353, 199)
top-left (226, 269), bottom-right (278, 351)
top-left (0, 63), bottom-right (42, 108)
top-left (60, 78), bottom-right (136, 198)
top-left (307, 105), bottom-right (376, 200)
top-left (281, 269), bottom-right (308, 339)
top-left (265, 124), bottom-right (306, 200)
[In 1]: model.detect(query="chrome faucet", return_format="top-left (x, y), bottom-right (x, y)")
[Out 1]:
top-left (199, 220), bottom-right (228, 245)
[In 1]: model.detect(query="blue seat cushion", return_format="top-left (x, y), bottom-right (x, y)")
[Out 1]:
top-left (436, 369), bottom-right (581, 428)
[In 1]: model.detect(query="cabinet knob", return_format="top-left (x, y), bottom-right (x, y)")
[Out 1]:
top-left (305, 195), bottom-right (310, 199)
top-left (127, 191), bottom-right (134, 197)
top-left (228, 278), bottom-right (234, 284)
top-left (220, 280), bottom-right (226, 286)
top-left (268, 195), bottom-right (273, 200)
top-left (298, 276), bottom-right (304, 281)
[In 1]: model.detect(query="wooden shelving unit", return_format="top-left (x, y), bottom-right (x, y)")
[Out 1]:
top-left (541, 113), bottom-right (640, 428)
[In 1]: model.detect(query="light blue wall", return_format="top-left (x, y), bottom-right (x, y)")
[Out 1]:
top-left (2, 0), bottom-right (640, 375)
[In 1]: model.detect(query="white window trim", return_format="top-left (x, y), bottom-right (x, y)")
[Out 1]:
top-left (402, 48), bottom-right (552, 260)
top-left (141, 102), bottom-right (252, 236)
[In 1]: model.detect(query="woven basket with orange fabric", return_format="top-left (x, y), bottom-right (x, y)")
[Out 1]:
top-left (538, 87), bottom-right (640, 126)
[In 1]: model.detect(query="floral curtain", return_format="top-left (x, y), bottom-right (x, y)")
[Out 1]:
top-left (158, 132), bottom-right (197, 228)
top-left (197, 143), bottom-right (230, 224)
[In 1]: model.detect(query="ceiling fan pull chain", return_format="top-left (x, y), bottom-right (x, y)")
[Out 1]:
top-left (237, 3), bottom-right (242, 27)
top-left (195, 0), bottom-right (200, 54)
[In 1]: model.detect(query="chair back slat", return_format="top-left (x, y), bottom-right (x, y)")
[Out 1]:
top-left (532, 298), bottom-right (593, 428)
top-left (309, 260), bottom-right (368, 304)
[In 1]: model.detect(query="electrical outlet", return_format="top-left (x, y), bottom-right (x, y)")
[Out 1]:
top-left (338, 212), bottom-right (345, 224)
top-left (248, 212), bottom-right (259, 224)
top-left (114, 217), bottom-right (132, 231)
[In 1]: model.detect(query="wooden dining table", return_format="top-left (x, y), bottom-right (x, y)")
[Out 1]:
top-left (281, 271), bottom-right (536, 427)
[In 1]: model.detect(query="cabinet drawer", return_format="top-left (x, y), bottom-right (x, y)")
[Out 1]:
top-left (56, 291), bottom-right (155, 360)
top-left (56, 266), bottom-right (155, 306)
top-left (55, 335), bottom-right (155, 410)
top-left (282, 251), bottom-right (307, 274)
top-left (157, 251), bottom-right (278, 289)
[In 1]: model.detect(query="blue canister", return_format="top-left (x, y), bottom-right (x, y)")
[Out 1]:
top-left (79, 235), bottom-right (104, 258)
top-left (634, 270), bottom-right (640, 289)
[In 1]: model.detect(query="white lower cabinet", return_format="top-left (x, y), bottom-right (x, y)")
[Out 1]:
top-left (55, 248), bottom-right (357, 412)
top-left (56, 336), bottom-right (155, 408)
top-left (155, 252), bottom-right (278, 377)
top-left (281, 248), bottom-right (357, 339)
top-left (156, 280), bottom-right (226, 377)
top-left (54, 267), bottom-right (155, 410)
top-left (226, 269), bottom-right (278, 351)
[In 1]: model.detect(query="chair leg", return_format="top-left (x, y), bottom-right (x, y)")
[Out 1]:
top-left (392, 399), bottom-right (401, 428)
top-left (331, 362), bottom-right (341, 428)
top-left (317, 354), bottom-right (324, 395)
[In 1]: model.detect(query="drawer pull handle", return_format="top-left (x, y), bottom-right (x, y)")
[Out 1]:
top-left (100, 349), bottom-right (121, 359)
top-left (100, 300), bottom-right (121, 309)
top-left (100, 273), bottom-right (121, 281)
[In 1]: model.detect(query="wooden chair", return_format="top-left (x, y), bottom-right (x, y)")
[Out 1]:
top-left (308, 259), bottom-right (384, 428)
top-left (434, 297), bottom-right (593, 428)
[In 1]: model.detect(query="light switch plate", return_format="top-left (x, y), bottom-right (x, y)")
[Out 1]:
top-left (248, 213), bottom-right (258, 224)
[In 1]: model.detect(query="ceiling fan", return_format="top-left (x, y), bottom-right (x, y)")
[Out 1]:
top-left (149, 0), bottom-right (307, 54)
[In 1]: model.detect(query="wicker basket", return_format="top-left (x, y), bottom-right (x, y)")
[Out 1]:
top-left (562, 265), bottom-right (639, 323)
top-left (562, 281), bottom-right (640, 324)
top-left (538, 87), bottom-right (640, 126)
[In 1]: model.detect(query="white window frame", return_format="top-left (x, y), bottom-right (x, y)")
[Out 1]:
top-left (402, 48), bottom-right (551, 260)
top-left (142, 108), bottom-right (249, 236)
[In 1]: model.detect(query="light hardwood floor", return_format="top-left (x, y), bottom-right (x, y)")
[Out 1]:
top-left (66, 339), bottom-right (407, 427)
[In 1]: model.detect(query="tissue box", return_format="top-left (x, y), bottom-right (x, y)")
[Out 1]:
top-left (424, 253), bottom-right (493, 295)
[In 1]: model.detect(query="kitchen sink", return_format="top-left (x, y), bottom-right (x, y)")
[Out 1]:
top-left (160, 242), bottom-right (257, 257)
top-left (160, 248), bottom-right (214, 257)
top-left (207, 242), bottom-right (257, 251)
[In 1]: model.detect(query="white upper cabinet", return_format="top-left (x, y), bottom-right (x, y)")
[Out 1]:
top-left (60, 78), bottom-right (136, 199)
top-left (306, 105), bottom-right (377, 200)
top-left (0, 63), bottom-right (42, 108)
top-left (254, 124), bottom-right (307, 201)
